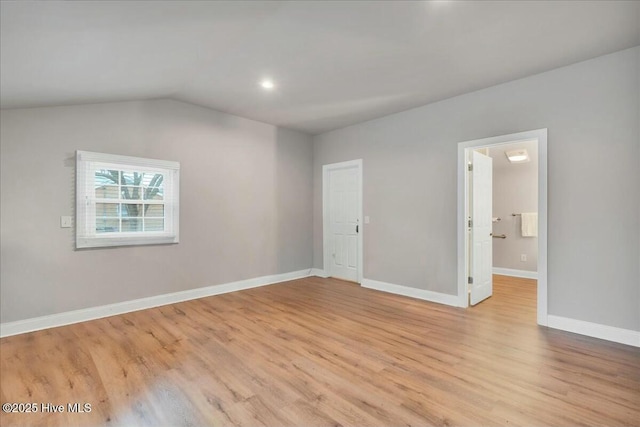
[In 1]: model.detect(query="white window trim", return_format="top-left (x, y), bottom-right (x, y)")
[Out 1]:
top-left (76, 150), bottom-right (180, 249)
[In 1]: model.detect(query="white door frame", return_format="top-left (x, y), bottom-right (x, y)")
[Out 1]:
top-left (457, 129), bottom-right (548, 326)
top-left (323, 159), bottom-right (363, 283)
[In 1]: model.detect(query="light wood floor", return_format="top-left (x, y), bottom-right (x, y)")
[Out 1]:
top-left (1, 275), bottom-right (639, 426)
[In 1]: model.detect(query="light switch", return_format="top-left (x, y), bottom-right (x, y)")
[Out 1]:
top-left (364, 216), bottom-right (370, 224)
top-left (60, 216), bottom-right (72, 228)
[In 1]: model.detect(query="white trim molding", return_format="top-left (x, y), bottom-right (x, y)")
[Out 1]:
top-left (76, 150), bottom-right (180, 249)
top-left (457, 128), bottom-right (548, 326)
top-left (492, 267), bottom-right (538, 280)
top-left (547, 315), bottom-right (640, 348)
top-left (310, 268), bottom-right (329, 278)
top-left (0, 269), bottom-right (312, 338)
top-left (361, 278), bottom-right (460, 307)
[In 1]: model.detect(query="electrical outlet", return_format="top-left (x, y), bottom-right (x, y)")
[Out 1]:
top-left (520, 254), bottom-right (527, 262)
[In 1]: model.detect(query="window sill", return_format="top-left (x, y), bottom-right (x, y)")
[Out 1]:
top-left (76, 234), bottom-right (179, 249)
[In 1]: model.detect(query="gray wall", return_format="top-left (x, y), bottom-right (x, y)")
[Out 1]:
top-left (0, 99), bottom-right (313, 323)
top-left (489, 141), bottom-right (538, 272)
top-left (313, 47), bottom-right (639, 331)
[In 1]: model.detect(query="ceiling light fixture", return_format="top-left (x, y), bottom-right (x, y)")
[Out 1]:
top-left (260, 79), bottom-right (275, 90)
top-left (505, 149), bottom-right (530, 163)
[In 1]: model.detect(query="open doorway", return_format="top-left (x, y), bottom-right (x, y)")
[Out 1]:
top-left (457, 129), bottom-right (548, 326)
top-left (490, 140), bottom-right (539, 280)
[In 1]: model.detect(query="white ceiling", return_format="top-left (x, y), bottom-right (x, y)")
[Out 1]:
top-left (1, 1), bottom-right (639, 135)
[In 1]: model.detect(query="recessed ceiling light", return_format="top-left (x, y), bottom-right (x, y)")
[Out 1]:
top-left (505, 149), bottom-right (530, 163)
top-left (260, 79), bottom-right (275, 90)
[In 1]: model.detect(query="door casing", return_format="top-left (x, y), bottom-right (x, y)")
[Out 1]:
top-left (323, 159), bottom-right (363, 283)
top-left (457, 129), bottom-right (548, 325)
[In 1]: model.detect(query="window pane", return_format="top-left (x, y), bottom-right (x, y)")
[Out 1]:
top-left (144, 218), bottom-right (164, 231)
top-left (120, 171), bottom-right (142, 186)
top-left (96, 218), bottom-right (119, 233)
top-left (95, 185), bottom-right (119, 199)
top-left (121, 204), bottom-right (143, 218)
top-left (121, 186), bottom-right (142, 200)
top-left (122, 218), bottom-right (143, 232)
top-left (143, 173), bottom-right (164, 200)
top-left (144, 204), bottom-right (164, 217)
top-left (143, 186), bottom-right (164, 200)
top-left (142, 173), bottom-right (163, 187)
top-left (95, 169), bottom-right (119, 185)
top-left (96, 203), bottom-right (119, 217)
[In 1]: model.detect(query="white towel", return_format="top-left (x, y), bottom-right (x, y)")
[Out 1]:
top-left (521, 212), bottom-right (538, 237)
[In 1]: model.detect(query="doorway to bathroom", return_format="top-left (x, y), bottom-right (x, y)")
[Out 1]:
top-left (457, 129), bottom-right (548, 326)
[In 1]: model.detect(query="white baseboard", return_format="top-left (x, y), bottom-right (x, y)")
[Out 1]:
top-left (493, 267), bottom-right (538, 280)
top-left (547, 315), bottom-right (640, 348)
top-left (7, 270), bottom-right (636, 349)
top-left (0, 269), bottom-right (312, 338)
top-left (361, 278), bottom-right (460, 307)
top-left (310, 268), bottom-right (329, 278)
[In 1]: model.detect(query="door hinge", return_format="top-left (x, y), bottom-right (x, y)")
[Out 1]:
top-left (468, 219), bottom-right (473, 228)
top-left (468, 163), bottom-right (473, 172)
top-left (468, 276), bottom-right (473, 284)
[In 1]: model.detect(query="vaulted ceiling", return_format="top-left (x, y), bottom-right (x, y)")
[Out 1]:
top-left (1, 1), bottom-right (639, 134)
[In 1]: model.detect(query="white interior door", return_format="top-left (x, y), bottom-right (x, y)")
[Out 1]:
top-left (470, 151), bottom-right (493, 305)
top-left (326, 166), bottom-right (359, 282)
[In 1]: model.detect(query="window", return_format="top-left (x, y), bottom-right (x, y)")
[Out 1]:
top-left (76, 151), bottom-right (179, 248)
